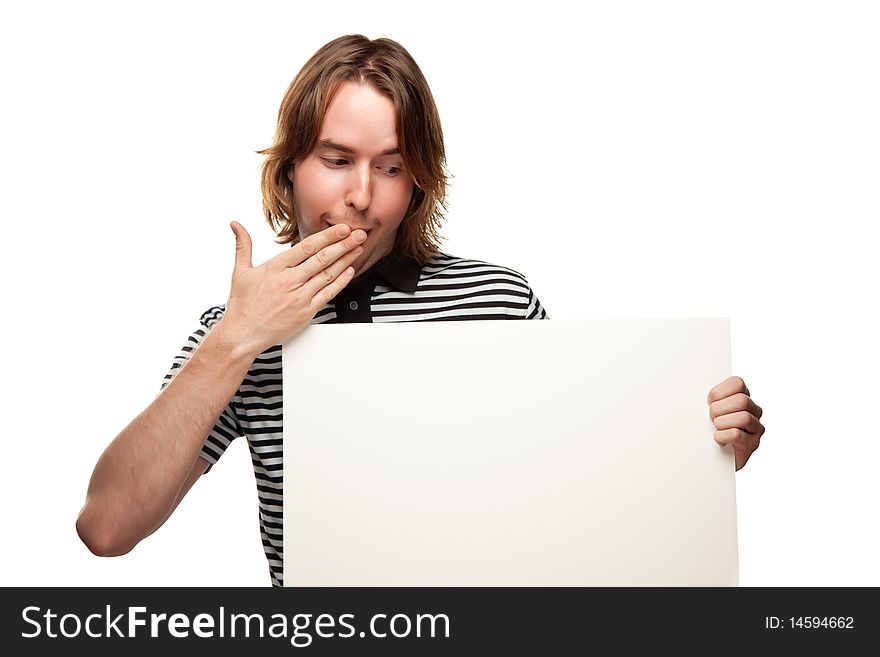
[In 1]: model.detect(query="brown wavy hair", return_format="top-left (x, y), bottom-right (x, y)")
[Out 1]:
top-left (258, 35), bottom-right (448, 263)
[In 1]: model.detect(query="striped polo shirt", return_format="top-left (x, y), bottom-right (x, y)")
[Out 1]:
top-left (162, 251), bottom-right (548, 586)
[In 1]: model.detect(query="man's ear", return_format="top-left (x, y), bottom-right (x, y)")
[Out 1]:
top-left (286, 163), bottom-right (295, 184)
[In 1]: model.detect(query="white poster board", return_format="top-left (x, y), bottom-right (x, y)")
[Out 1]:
top-left (283, 319), bottom-right (736, 586)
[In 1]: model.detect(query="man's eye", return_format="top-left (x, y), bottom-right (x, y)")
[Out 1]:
top-left (322, 158), bottom-right (348, 167)
top-left (383, 166), bottom-right (402, 176)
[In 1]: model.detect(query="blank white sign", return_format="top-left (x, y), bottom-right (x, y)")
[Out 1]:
top-left (283, 318), bottom-right (736, 586)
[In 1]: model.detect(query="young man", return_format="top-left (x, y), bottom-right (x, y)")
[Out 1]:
top-left (76, 35), bottom-right (765, 587)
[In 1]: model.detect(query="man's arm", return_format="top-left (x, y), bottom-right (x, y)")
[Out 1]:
top-left (75, 325), bottom-right (255, 556)
top-left (76, 222), bottom-right (367, 556)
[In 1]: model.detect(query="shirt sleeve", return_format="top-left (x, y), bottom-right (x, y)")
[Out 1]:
top-left (159, 307), bottom-right (243, 472)
top-left (525, 286), bottom-right (549, 320)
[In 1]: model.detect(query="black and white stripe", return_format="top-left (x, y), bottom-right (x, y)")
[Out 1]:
top-left (162, 253), bottom-right (548, 586)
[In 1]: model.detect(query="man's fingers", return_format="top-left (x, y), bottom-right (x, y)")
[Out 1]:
top-left (709, 393), bottom-right (763, 421)
top-left (230, 221), bottom-right (253, 271)
top-left (713, 410), bottom-right (764, 435)
top-left (716, 428), bottom-right (760, 465)
top-left (714, 427), bottom-right (755, 445)
top-left (299, 234), bottom-right (366, 281)
top-left (277, 225), bottom-right (367, 270)
top-left (308, 265), bottom-right (357, 313)
top-left (708, 377), bottom-right (763, 471)
top-left (298, 245), bottom-right (363, 309)
top-left (714, 427), bottom-right (761, 462)
top-left (707, 375), bottom-right (750, 403)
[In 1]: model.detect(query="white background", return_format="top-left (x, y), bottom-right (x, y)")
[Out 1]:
top-left (1, 0), bottom-right (877, 587)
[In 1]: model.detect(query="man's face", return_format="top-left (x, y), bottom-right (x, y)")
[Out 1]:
top-left (288, 81), bottom-right (414, 277)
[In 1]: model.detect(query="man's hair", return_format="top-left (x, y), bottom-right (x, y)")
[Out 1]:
top-left (259, 34), bottom-right (447, 263)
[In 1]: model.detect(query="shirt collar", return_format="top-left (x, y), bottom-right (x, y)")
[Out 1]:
top-left (371, 253), bottom-right (422, 293)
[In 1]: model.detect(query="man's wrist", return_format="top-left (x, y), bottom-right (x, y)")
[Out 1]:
top-left (203, 319), bottom-right (263, 370)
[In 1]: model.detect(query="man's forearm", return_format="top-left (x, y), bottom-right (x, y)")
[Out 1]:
top-left (76, 321), bottom-right (257, 556)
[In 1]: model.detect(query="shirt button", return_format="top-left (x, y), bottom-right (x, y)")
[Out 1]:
top-left (349, 300), bottom-right (359, 311)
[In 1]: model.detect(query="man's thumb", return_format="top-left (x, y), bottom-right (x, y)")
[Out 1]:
top-left (230, 221), bottom-right (253, 271)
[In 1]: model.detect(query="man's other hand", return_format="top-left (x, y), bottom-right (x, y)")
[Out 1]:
top-left (708, 376), bottom-right (765, 471)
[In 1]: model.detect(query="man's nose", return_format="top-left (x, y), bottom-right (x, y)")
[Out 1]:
top-left (345, 165), bottom-right (372, 211)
